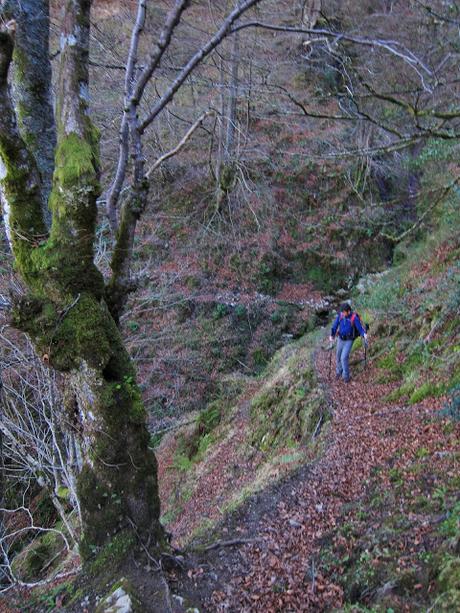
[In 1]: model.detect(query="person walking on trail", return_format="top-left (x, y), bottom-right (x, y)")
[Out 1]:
top-left (329, 303), bottom-right (368, 383)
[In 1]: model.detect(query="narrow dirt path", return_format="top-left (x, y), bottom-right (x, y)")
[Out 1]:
top-left (200, 341), bottom-right (448, 611)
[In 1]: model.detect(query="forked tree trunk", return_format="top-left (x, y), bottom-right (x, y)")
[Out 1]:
top-left (0, 0), bottom-right (163, 556)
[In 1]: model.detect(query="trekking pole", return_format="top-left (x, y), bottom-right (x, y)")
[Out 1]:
top-left (328, 341), bottom-right (333, 381)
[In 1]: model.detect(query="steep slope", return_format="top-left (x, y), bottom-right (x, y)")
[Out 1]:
top-left (155, 199), bottom-right (460, 611)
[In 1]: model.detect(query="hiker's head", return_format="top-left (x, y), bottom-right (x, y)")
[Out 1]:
top-left (340, 302), bottom-right (352, 316)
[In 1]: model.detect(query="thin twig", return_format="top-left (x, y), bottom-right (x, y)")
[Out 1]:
top-left (145, 110), bottom-right (214, 178)
top-left (198, 537), bottom-right (261, 552)
top-left (126, 517), bottom-right (161, 571)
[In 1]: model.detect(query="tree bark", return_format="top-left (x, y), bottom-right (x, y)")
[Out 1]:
top-left (10, 0), bottom-right (56, 224)
top-left (215, 29), bottom-right (240, 212)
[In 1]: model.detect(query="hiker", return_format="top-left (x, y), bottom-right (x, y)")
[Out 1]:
top-left (329, 303), bottom-right (368, 383)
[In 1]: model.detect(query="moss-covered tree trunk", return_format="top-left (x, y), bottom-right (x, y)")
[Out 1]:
top-left (11, 0), bottom-right (56, 223)
top-left (0, 0), bottom-right (163, 556)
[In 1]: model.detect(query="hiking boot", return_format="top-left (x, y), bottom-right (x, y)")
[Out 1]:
top-left (343, 377), bottom-right (351, 383)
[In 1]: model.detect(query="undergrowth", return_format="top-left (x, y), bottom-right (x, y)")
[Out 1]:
top-left (158, 328), bottom-right (329, 543)
top-left (357, 196), bottom-right (460, 411)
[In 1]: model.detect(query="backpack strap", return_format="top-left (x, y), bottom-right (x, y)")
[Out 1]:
top-left (334, 312), bottom-right (343, 337)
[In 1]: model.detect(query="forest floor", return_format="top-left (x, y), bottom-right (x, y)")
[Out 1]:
top-left (2, 334), bottom-right (458, 612)
top-left (168, 341), bottom-right (459, 612)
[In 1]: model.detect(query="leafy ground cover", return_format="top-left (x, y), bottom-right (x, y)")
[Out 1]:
top-left (195, 347), bottom-right (457, 611)
top-left (156, 328), bottom-right (328, 548)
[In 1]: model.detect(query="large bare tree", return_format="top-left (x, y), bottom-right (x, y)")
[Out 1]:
top-left (0, 0), bottom-right (163, 556)
top-left (0, 0), bottom-right (266, 558)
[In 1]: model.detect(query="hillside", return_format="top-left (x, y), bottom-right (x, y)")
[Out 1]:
top-left (1, 0), bottom-right (459, 611)
top-left (151, 198), bottom-right (459, 611)
top-left (3, 197), bottom-right (458, 611)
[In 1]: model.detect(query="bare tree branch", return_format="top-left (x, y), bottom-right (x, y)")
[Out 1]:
top-left (146, 110), bottom-right (214, 178)
top-left (381, 176), bottom-right (460, 243)
top-left (138, 0), bottom-right (262, 133)
top-left (106, 0), bottom-right (147, 232)
top-left (413, 0), bottom-right (460, 26)
top-left (106, 0), bottom-right (191, 233)
top-left (229, 22), bottom-right (434, 89)
top-left (276, 84), bottom-right (405, 139)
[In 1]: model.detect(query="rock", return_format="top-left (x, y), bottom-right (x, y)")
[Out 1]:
top-left (96, 579), bottom-right (134, 613)
top-left (375, 580), bottom-right (397, 601)
top-left (111, 588), bottom-right (126, 601)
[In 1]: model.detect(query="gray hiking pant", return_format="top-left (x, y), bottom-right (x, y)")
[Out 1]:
top-left (336, 338), bottom-right (354, 381)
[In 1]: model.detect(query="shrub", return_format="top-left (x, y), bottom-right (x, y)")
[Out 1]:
top-left (408, 379), bottom-right (445, 404)
top-left (212, 303), bottom-right (228, 320)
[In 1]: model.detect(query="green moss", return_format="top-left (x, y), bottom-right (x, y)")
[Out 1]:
top-left (377, 348), bottom-right (401, 373)
top-left (440, 503), bottom-right (460, 538)
top-left (4, 132), bottom-right (103, 297)
top-left (86, 530), bottom-right (136, 574)
top-left (110, 373), bottom-right (147, 424)
top-left (197, 402), bottom-right (222, 433)
top-left (409, 381), bottom-right (444, 404)
top-left (160, 507), bottom-right (180, 526)
top-left (11, 528), bottom-right (66, 581)
top-left (174, 402), bottom-right (222, 464)
top-left (250, 369), bottom-right (322, 452)
top-left (386, 381), bottom-right (416, 402)
top-left (0, 149), bottom-right (47, 279)
top-left (219, 164), bottom-right (236, 192)
top-left (173, 453), bottom-right (194, 472)
top-left (438, 557), bottom-right (460, 591)
top-left (388, 467), bottom-right (403, 485)
top-left (78, 470), bottom-right (120, 558)
top-left (53, 130), bottom-right (99, 188)
top-left (252, 347), bottom-right (269, 368)
top-left (52, 294), bottom-right (114, 369)
top-left (57, 486), bottom-right (70, 500)
top-left (76, 358), bottom-right (160, 554)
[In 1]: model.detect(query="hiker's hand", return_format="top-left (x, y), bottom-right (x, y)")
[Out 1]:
top-left (329, 336), bottom-right (334, 343)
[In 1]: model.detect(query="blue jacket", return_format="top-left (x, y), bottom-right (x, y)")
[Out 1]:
top-left (331, 311), bottom-right (365, 340)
